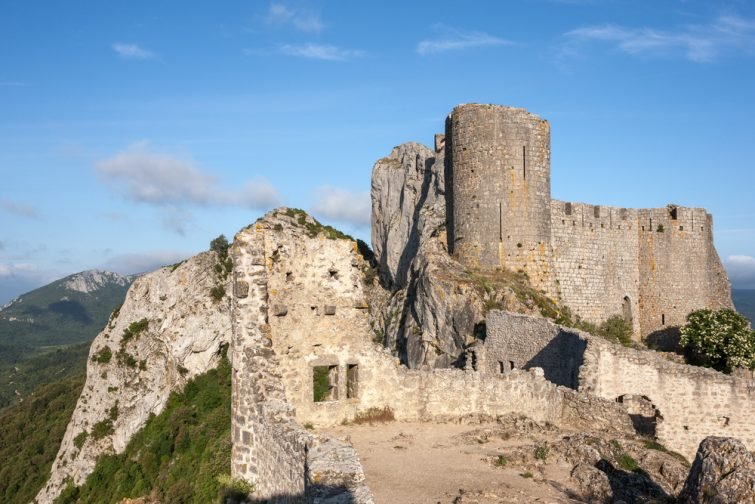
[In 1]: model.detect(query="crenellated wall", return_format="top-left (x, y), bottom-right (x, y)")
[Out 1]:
top-left (444, 103), bottom-right (732, 341)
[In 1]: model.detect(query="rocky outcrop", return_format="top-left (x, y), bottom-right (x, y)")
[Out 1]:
top-left (371, 142), bottom-right (445, 290)
top-left (679, 436), bottom-right (755, 503)
top-left (36, 252), bottom-right (232, 503)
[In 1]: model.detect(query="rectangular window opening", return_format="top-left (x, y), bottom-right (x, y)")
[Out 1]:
top-left (346, 364), bottom-right (359, 399)
top-left (498, 361), bottom-right (506, 374)
top-left (313, 365), bottom-right (339, 402)
top-left (523, 145), bottom-right (526, 179)
top-left (509, 360), bottom-right (516, 370)
top-left (661, 314), bottom-right (666, 326)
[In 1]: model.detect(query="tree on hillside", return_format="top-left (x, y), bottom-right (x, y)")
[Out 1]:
top-left (680, 308), bottom-right (755, 373)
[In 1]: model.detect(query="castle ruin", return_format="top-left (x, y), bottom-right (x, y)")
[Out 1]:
top-left (444, 104), bottom-right (732, 339)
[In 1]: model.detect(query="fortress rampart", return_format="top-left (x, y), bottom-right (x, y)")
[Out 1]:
top-left (445, 103), bottom-right (732, 339)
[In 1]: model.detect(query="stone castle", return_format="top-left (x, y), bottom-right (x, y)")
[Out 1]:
top-left (443, 104), bottom-right (732, 339)
top-left (37, 104), bottom-right (755, 503)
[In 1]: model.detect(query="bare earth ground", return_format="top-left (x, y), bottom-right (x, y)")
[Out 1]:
top-left (324, 421), bottom-right (586, 504)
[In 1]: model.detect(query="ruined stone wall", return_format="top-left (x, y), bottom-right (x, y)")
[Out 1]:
top-left (484, 310), bottom-right (755, 460)
top-left (636, 206), bottom-right (732, 339)
top-left (446, 104), bottom-right (554, 292)
top-left (550, 201), bottom-right (641, 336)
top-left (230, 222), bottom-right (311, 501)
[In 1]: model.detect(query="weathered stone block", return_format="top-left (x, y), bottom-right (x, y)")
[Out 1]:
top-left (234, 280), bottom-right (249, 298)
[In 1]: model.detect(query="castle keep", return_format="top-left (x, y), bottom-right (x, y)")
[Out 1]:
top-left (444, 104), bottom-right (732, 339)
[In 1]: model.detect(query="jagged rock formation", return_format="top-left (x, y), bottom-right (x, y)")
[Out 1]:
top-left (63, 269), bottom-right (134, 294)
top-left (371, 142), bottom-right (445, 290)
top-left (36, 253), bottom-right (232, 503)
top-left (679, 436), bottom-right (755, 503)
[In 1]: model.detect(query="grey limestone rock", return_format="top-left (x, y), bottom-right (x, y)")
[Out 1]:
top-left (370, 142), bottom-right (445, 290)
top-left (679, 436), bottom-right (755, 504)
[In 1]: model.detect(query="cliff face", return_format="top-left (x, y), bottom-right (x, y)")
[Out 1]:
top-left (370, 142), bottom-right (540, 368)
top-left (370, 142), bottom-right (445, 290)
top-left (36, 253), bottom-right (232, 503)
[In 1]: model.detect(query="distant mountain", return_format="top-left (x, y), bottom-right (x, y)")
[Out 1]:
top-left (0, 270), bottom-right (134, 408)
top-left (732, 289), bottom-right (755, 325)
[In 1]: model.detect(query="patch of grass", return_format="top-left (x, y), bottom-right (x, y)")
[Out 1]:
top-left (91, 346), bottom-right (112, 364)
top-left (116, 349), bottom-right (138, 368)
top-left (73, 431), bottom-right (88, 449)
top-left (282, 208), bottom-right (354, 240)
top-left (494, 455), bottom-right (507, 467)
top-left (535, 445), bottom-right (549, 461)
top-left (350, 406), bottom-right (395, 425)
top-left (520, 471), bottom-right (534, 479)
top-left (312, 366), bottom-right (331, 402)
top-left (303, 422), bottom-right (314, 430)
top-left (121, 318), bottom-right (149, 346)
top-left (643, 440), bottom-right (690, 467)
top-left (616, 453), bottom-right (639, 471)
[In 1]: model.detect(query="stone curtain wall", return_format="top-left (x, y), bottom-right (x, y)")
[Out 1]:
top-left (446, 104), bottom-right (554, 293)
top-left (550, 201), bottom-right (641, 336)
top-left (636, 207), bottom-right (732, 339)
top-left (230, 222), bottom-right (312, 501)
top-left (484, 310), bottom-right (755, 460)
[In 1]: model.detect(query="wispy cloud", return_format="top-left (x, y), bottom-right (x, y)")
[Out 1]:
top-left (726, 255), bottom-right (755, 288)
top-left (564, 13), bottom-right (755, 62)
top-left (312, 186), bottom-right (370, 228)
top-left (278, 43), bottom-right (364, 61)
top-left (160, 206), bottom-right (194, 236)
top-left (113, 43), bottom-right (157, 60)
top-left (417, 27), bottom-right (513, 55)
top-left (95, 141), bottom-right (280, 210)
top-left (265, 2), bottom-right (323, 33)
top-left (0, 199), bottom-right (39, 219)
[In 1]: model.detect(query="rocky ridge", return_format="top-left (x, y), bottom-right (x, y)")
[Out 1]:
top-left (36, 252), bottom-right (232, 503)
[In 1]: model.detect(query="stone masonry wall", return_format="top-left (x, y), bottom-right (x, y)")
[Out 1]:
top-left (446, 104), bottom-right (554, 293)
top-left (550, 201), bottom-right (641, 336)
top-left (230, 221), bottom-right (312, 501)
top-left (637, 206), bottom-right (732, 339)
top-left (484, 310), bottom-right (755, 460)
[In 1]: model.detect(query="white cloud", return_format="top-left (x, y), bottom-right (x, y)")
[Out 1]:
top-left (279, 43), bottom-right (364, 61)
top-left (564, 14), bottom-right (755, 62)
top-left (113, 43), bottom-right (156, 60)
top-left (266, 3), bottom-right (323, 33)
top-left (95, 141), bottom-right (280, 210)
top-left (0, 199), bottom-right (39, 218)
top-left (100, 251), bottom-right (192, 276)
top-left (417, 27), bottom-right (513, 55)
top-left (311, 186), bottom-right (370, 228)
top-left (725, 255), bottom-right (755, 288)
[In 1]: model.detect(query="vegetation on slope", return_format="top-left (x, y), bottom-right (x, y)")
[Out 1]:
top-left (0, 342), bottom-right (89, 409)
top-left (0, 373), bottom-right (85, 504)
top-left (55, 351), bottom-right (240, 504)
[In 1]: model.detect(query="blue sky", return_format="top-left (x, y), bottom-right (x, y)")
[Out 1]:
top-left (2, 0), bottom-right (755, 303)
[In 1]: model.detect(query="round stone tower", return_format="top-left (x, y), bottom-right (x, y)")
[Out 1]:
top-left (446, 104), bottom-right (553, 283)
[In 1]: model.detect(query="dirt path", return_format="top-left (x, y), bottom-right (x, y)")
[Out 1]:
top-left (323, 421), bottom-right (584, 504)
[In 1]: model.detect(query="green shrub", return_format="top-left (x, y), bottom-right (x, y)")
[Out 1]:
top-left (313, 366), bottom-right (331, 402)
top-left (73, 431), bottom-right (88, 449)
top-left (91, 419), bottom-right (114, 440)
top-left (92, 346), bottom-right (113, 364)
top-left (535, 445), bottom-right (549, 461)
top-left (680, 308), bottom-right (755, 373)
top-left (122, 318), bottom-right (149, 346)
top-left (350, 406), bottom-right (395, 425)
top-left (520, 471), bottom-right (533, 478)
top-left (116, 350), bottom-right (138, 368)
top-left (598, 316), bottom-right (633, 347)
top-left (657, 224), bottom-right (665, 232)
top-left (216, 473), bottom-right (255, 502)
top-left (494, 455), bottom-right (507, 467)
top-left (210, 285), bottom-right (225, 302)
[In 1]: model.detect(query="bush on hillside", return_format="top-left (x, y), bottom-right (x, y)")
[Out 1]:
top-left (680, 308), bottom-right (755, 373)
